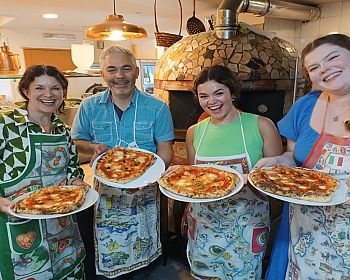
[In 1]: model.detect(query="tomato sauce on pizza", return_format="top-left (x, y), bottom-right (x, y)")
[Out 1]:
top-left (249, 166), bottom-right (340, 202)
top-left (95, 146), bottom-right (156, 183)
top-left (158, 165), bottom-right (239, 199)
top-left (14, 186), bottom-right (86, 215)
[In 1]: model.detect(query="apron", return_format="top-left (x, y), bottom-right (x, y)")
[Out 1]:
top-left (187, 113), bottom-right (270, 280)
top-left (95, 94), bottom-right (161, 277)
top-left (0, 130), bottom-right (85, 280)
top-left (286, 121), bottom-right (350, 279)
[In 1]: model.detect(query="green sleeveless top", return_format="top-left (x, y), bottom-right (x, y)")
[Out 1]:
top-left (193, 112), bottom-right (264, 167)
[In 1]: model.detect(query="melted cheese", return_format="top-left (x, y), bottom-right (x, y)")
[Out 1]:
top-left (97, 147), bottom-right (155, 181)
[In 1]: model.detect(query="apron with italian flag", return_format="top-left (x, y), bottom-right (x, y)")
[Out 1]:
top-left (0, 131), bottom-right (85, 280)
top-left (286, 131), bottom-right (350, 279)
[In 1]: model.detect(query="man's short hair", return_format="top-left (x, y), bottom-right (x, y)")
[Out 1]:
top-left (100, 45), bottom-right (137, 69)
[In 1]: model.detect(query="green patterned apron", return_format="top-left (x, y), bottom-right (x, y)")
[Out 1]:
top-left (0, 132), bottom-right (85, 280)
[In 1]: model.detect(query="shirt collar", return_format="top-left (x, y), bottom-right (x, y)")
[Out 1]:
top-left (102, 87), bottom-right (140, 108)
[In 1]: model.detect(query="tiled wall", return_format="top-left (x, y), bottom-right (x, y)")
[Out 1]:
top-left (264, 1), bottom-right (350, 55)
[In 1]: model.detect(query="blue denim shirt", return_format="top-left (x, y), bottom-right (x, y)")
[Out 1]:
top-left (71, 88), bottom-right (174, 153)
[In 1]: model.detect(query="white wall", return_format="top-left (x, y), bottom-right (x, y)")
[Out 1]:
top-left (264, 1), bottom-right (350, 55)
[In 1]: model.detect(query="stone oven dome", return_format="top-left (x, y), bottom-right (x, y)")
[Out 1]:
top-left (155, 28), bottom-right (298, 83)
top-left (154, 27), bottom-right (301, 140)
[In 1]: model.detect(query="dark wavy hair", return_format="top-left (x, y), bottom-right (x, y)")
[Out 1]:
top-left (301, 34), bottom-right (350, 92)
top-left (193, 64), bottom-right (242, 106)
top-left (18, 64), bottom-right (68, 112)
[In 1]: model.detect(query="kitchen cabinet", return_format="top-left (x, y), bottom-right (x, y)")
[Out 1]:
top-left (23, 48), bottom-right (76, 72)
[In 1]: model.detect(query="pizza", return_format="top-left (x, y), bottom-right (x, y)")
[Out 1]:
top-left (14, 185), bottom-right (86, 215)
top-left (157, 165), bottom-right (240, 199)
top-left (95, 146), bottom-right (156, 183)
top-left (249, 165), bottom-right (340, 202)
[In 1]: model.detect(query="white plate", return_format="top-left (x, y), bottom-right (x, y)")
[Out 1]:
top-left (92, 148), bottom-right (165, 189)
top-left (248, 170), bottom-right (349, 206)
top-left (159, 164), bottom-right (244, 203)
top-left (8, 186), bottom-right (99, 220)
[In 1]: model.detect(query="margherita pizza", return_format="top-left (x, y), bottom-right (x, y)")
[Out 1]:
top-left (95, 146), bottom-right (156, 183)
top-left (157, 165), bottom-right (240, 199)
top-left (249, 166), bottom-right (340, 202)
top-left (14, 185), bottom-right (86, 215)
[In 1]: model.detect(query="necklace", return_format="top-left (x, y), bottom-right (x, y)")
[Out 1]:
top-left (333, 108), bottom-right (350, 122)
top-left (326, 93), bottom-right (350, 122)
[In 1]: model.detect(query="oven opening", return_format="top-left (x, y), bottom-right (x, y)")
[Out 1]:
top-left (169, 90), bottom-right (203, 140)
top-left (236, 90), bottom-right (286, 125)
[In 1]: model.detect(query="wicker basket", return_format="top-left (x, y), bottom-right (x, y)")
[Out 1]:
top-left (154, 0), bottom-right (183, 48)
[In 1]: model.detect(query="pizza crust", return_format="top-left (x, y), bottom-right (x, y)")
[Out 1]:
top-left (158, 165), bottom-right (239, 199)
top-left (95, 146), bottom-right (156, 183)
top-left (249, 166), bottom-right (340, 202)
top-left (14, 186), bottom-right (86, 215)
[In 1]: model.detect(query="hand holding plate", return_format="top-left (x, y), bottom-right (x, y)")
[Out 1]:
top-left (89, 144), bottom-right (109, 167)
top-left (253, 157), bottom-right (279, 169)
top-left (0, 197), bottom-right (14, 216)
top-left (68, 177), bottom-right (91, 192)
top-left (161, 165), bottom-right (179, 176)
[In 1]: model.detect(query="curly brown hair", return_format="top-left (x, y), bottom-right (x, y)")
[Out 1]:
top-left (193, 64), bottom-right (242, 106)
top-left (301, 34), bottom-right (350, 92)
top-left (18, 64), bottom-right (68, 113)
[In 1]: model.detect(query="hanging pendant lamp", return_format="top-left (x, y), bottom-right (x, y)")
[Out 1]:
top-left (84, 0), bottom-right (147, 41)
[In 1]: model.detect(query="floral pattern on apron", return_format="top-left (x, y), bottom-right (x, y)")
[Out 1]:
top-left (286, 132), bottom-right (350, 280)
top-left (0, 129), bottom-right (85, 280)
top-left (188, 114), bottom-right (270, 280)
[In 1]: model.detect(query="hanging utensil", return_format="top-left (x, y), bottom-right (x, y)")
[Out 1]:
top-left (186, 0), bottom-right (206, 35)
top-left (208, 15), bottom-right (215, 31)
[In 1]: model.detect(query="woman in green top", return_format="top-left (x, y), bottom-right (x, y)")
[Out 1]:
top-left (0, 65), bottom-right (87, 280)
top-left (185, 65), bottom-right (283, 279)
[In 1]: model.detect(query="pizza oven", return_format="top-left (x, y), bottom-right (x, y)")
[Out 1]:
top-left (154, 28), bottom-right (301, 141)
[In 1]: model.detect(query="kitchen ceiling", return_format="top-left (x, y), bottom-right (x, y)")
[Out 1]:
top-left (0, 0), bottom-right (346, 40)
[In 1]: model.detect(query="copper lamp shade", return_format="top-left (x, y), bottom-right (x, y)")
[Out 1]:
top-left (84, 0), bottom-right (147, 41)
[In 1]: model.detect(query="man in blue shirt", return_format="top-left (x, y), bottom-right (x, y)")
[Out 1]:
top-left (71, 45), bottom-right (174, 279)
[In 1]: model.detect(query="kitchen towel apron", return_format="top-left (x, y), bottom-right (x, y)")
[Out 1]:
top-left (286, 131), bottom-right (350, 280)
top-left (95, 184), bottom-right (161, 277)
top-left (0, 132), bottom-right (85, 280)
top-left (188, 114), bottom-right (270, 280)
